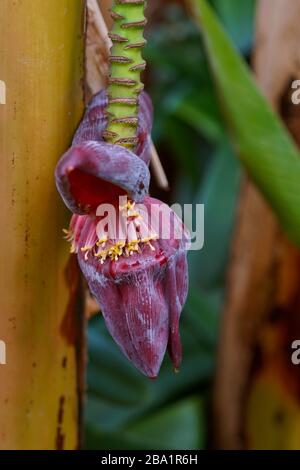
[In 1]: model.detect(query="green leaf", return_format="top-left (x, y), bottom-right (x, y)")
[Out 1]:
top-left (86, 397), bottom-right (206, 450)
top-left (124, 397), bottom-right (205, 450)
top-left (192, 0), bottom-right (300, 246)
top-left (189, 140), bottom-right (240, 288)
top-left (174, 87), bottom-right (224, 142)
top-left (184, 286), bottom-right (220, 347)
top-left (210, 0), bottom-right (255, 53)
top-left (162, 118), bottom-right (201, 185)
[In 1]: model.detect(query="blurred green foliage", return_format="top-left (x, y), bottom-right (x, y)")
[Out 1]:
top-left (85, 0), bottom-right (255, 450)
top-left (195, 0), bottom-right (300, 247)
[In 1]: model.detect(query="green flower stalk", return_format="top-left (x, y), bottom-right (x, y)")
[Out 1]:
top-left (103, 0), bottom-right (146, 150)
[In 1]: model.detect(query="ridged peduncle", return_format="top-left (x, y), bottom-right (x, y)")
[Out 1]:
top-left (103, 0), bottom-right (147, 151)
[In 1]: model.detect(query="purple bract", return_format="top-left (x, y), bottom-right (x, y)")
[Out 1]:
top-left (55, 91), bottom-right (190, 378)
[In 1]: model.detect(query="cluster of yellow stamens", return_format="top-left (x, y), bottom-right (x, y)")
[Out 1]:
top-left (64, 200), bottom-right (158, 264)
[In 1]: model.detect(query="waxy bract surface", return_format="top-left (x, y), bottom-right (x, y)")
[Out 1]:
top-left (55, 91), bottom-right (190, 377)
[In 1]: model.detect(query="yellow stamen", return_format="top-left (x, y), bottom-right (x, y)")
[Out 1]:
top-left (81, 245), bottom-right (93, 252)
top-left (96, 236), bottom-right (108, 246)
top-left (64, 199), bottom-right (159, 264)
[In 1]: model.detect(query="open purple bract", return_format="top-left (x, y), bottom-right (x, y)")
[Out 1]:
top-left (55, 91), bottom-right (190, 378)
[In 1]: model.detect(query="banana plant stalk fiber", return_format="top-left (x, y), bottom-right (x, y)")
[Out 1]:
top-left (0, 0), bottom-right (85, 450)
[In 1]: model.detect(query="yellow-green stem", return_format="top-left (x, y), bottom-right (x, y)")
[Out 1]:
top-left (103, 0), bottom-right (146, 150)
